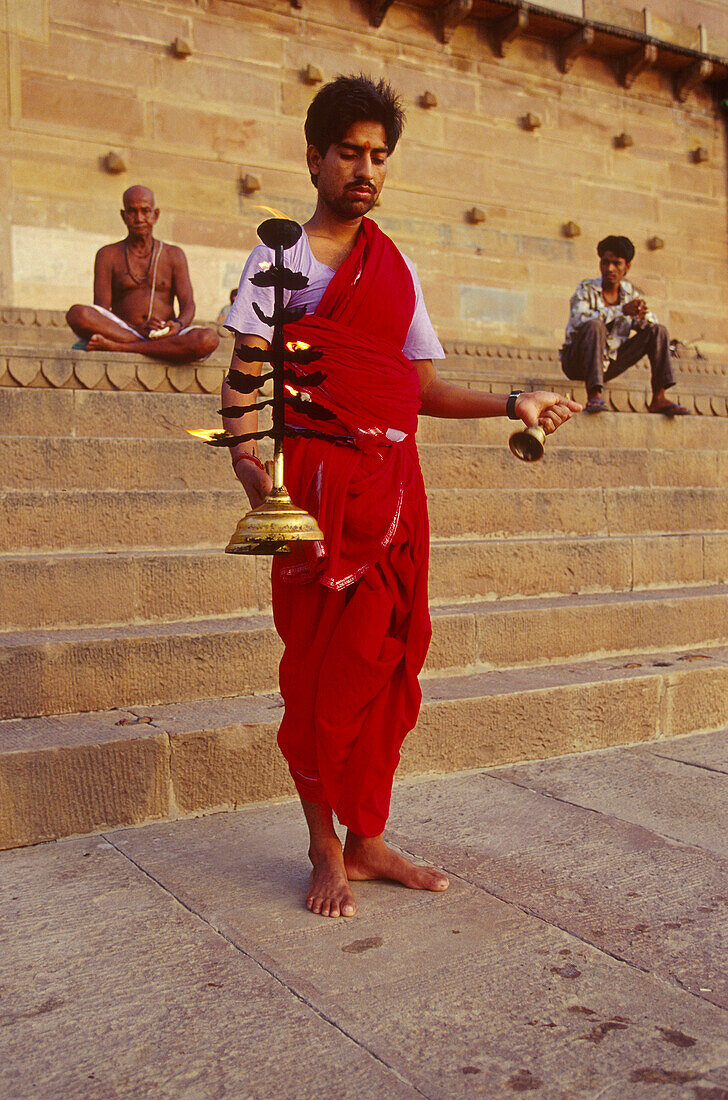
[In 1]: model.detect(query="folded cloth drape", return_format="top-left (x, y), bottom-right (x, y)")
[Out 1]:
top-left (271, 218), bottom-right (433, 835)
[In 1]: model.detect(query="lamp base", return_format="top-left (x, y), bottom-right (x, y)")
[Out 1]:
top-left (225, 487), bottom-right (324, 555)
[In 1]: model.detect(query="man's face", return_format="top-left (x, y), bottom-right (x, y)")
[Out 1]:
top-left (121, 189), bottom-right (159, 239)
top-left (307, 120), bottom-right (389, 220)
top-left (599, 250), bottom-right (630, 289)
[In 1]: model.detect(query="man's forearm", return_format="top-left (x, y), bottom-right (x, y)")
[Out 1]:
top-left (176, 299), bottom-right (196, 328)
top-left (419, 377), bottom-right (509, 419)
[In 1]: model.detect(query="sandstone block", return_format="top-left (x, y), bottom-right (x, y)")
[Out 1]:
top-left (0, 724), bottom-right (170, 849)
top-left (631, 534), bottom-right (705, 589)
top-left (407, 674), bottom-right (661, 775)
top-left (0, 620), bottom-right (282, 719)
top-left (428, 535), bottom-right (634, 601)
top-left (192, 17), bottom-right (277, 64)
top-left (664, 665), bottom-right (728, 737)
top-left (50, 0), bottom-right (189, 43)
top-left (21, 73), bottom-right (144, 138)
top-left (0, 488), bottom-right (244, 553)
top-left (170, 720), bottom-right (290, 814)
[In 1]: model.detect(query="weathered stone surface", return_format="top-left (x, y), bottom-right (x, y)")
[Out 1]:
top-left (6, 435), bottom-right (726, 494)
top-left (109, 760), bottom-right (728, 1097)
top-left (389, 747), bottom-right (728, 1011)
top-left (9, 482), bottom-right (725, 556)
top-left (0, 835), bottom-right (418, 1098)
top-left (0, 548), bottom-right (269, 629)
top-left (0, 488), bottom-right (244, 552)
top-left (494, 735), bottom-right (728, 861)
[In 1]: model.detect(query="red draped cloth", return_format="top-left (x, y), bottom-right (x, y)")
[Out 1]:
top-left (271, 218), bottom-right (432, 837)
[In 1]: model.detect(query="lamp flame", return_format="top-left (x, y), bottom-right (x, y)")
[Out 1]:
top-left (285, 384), bottom-right (311, 402)
top-left (286, 340), bottom-right (311, 352)
top-left (254, 205), bottom-right (290, 220)
top-left (186, 428), bottom-right (224, 442)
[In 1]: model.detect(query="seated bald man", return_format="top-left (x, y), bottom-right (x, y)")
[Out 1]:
top-left (66, 185), bottom-right (219, 364)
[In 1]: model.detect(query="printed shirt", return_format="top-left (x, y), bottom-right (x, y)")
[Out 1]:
top-left (562, 278), bottom-right (658, 364)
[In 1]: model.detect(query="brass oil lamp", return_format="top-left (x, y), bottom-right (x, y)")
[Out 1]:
top-left (194, 217), bottom-right (336, 554)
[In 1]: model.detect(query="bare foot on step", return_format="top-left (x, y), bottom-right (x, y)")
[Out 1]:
top-left (344, 833), bottom-right (449, 892)
top-left (307, 841), bottom-right (357, 918)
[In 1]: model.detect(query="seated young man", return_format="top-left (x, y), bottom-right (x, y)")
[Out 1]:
top-left (66, 185), bottom-right (219, 365)
top-left (560, 234), bottom-right (687, 415)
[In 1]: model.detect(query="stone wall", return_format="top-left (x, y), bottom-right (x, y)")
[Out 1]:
top-left (1, 0), bottom-right (727, 354)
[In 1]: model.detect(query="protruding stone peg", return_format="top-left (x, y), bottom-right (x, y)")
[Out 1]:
top-left (647, 236), bottom-right (665, 251)
top-left (171, 37), bottom-right (192, 58)
top-left (614, 132), bottom-right (634, 149)
top-left (240, 173), bottom-right (262, 195)
top-left (103, 151), bottom-right (127, 174)
top-left (563, 221), bottom-right (581, 239)
top-left (420, 90), bottom-right (438, 109)
top-left (302, 63), bottom-right (323, 85)
top-left (466, 207), bottom-right (486, 224)
top-left (521, 112), bottom-right (542, 131)
top-left (691, 146), bottom-right (709, 163)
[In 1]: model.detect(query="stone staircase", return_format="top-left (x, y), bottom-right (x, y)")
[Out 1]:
top-left (2, 309), bottom-right (728, 849)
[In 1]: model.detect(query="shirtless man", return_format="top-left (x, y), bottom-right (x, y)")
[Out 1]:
top-left (66, 185), bottom-right (219, 364)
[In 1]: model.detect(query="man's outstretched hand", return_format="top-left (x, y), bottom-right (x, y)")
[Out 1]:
top-left (515, 391), bottom-right (583, 435)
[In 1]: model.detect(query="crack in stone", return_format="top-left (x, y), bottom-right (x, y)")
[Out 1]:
top-left (643, 750), bottom-right (728, 778)
top-left (488, 770), bottom-right (728, 863)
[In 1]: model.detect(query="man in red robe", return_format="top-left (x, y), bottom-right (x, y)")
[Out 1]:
top-left (224, 76), bottom-right (581, 918)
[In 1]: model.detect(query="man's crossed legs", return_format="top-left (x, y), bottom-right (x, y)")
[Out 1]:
top-left (66, 304), bottom-right (219, 364)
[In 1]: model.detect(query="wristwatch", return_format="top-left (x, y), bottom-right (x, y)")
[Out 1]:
top-left (507, 390), bottom-right (523, 420)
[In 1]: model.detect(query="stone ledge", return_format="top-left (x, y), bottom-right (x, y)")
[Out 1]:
top-left (0, 347), bottom-right (228, 395)
top-left (1, 310), bottom-right (727, 415)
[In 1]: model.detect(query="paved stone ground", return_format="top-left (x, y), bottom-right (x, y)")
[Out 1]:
top-left (2, 730), bottom-right (727, 1100)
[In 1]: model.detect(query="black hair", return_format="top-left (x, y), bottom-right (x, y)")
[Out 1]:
top-left (304, 74), bottom-right (405, 185)
top-left (597, 235), bottom-right (635, 263)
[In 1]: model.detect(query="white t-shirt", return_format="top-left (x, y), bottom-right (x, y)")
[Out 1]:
top-left (225, 230), bottom-right (444, 362)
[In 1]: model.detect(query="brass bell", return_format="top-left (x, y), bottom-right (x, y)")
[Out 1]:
top-left (509, 424), bottom-right (546, 462)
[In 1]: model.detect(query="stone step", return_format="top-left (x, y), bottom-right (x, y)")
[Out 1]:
top-left (2, 484), bottom-right (727, 554)
top-left (4, 533), bottom-right (727, 631)
top-left (3, 385), bottom-right (728, 449)
top-left (4, 585), bottom-right (728, 720)
top-left (3, 644), bottom-right (727, 849)
top-left (3, 435), bottom-right (728, 491)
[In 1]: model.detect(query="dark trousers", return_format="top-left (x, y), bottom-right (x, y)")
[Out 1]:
top-left (560, 319), bottom-right (675, 395)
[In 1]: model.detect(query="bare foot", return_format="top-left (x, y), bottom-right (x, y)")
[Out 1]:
top-left (344, 834), bottom-right (449, 892)
top-left (307, 840), bottom-right (357, 918)
top-left (87, 333), bottom-right (126, 352)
